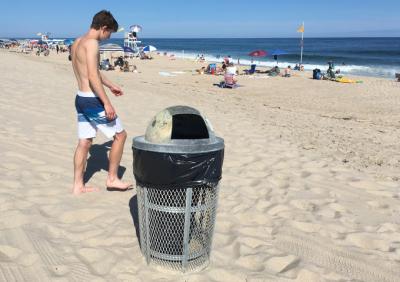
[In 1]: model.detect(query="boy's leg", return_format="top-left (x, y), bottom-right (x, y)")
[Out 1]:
top-left (73, 138), bottom-right (99, 194)
top-left (106, 130), bottom-right (132, 190)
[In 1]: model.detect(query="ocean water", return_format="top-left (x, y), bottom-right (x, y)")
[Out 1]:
top-left (109, 38), bottom-right (400, 78)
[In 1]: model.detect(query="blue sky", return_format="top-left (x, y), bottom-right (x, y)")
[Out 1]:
top-left (1, 0), bottom-right (400, 38)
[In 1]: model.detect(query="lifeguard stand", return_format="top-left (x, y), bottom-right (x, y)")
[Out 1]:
top-left (124, 25), bottom-right (142, 57)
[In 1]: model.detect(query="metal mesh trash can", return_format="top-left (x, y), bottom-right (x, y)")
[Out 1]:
top-left (132, 106), bottom-right (224, 272)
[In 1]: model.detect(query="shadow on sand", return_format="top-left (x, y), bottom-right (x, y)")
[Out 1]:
top-left (83, 140), bottom-right (127, 184)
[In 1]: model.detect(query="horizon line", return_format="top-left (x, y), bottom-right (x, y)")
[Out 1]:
top-left (4, 36), bottom-right (400, 39)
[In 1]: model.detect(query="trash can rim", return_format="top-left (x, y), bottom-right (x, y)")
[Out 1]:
top-left (132, 136), bottom-right (224, 154)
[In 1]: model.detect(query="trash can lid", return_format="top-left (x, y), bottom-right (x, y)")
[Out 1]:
top-left (132, 105), bottom-right (224, 153)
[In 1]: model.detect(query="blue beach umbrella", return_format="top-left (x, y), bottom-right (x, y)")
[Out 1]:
top-left (270, 49), bottom-right (288, 65)
top-left (64, 39), bottom-right (74, 46)
top-left (143, 45), bottom-right (157, 53)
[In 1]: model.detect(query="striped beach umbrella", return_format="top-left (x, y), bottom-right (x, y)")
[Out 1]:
top-left (99, 43), bottom-right (124, 52)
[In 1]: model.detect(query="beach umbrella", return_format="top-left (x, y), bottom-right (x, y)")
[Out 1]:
top-left (270, 49), bottom-right (288, 65)
top-left (248, 50), bottom-right (267, 57)
top-left (130, 25), bottom-right (142, 33)
top-left (99, 43), bottom-right (124, 52)
top-left (143, 45), bottom-right (157, 53)
top-left (64, 39), bottom-right (74, 46)
top-left (248, 50), bottom-right (267, 64)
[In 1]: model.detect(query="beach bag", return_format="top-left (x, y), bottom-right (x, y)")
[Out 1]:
top-left (313, 69), bottom-right (321, 79)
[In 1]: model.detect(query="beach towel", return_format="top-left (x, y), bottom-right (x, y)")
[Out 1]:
top-left (158, 71), bottom-right (176, 77)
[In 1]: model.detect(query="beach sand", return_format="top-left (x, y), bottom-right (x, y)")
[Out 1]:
top-left (1, 49), bottom-right (400, 281)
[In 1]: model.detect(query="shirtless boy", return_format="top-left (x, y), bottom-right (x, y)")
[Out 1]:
top-left (71, 10), bottom-right (131, 194)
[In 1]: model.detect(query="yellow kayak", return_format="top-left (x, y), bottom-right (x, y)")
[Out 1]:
top-left (335, 77), bottom-right (363, 84)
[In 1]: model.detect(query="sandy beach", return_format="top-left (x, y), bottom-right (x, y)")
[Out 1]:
top-left (1, 49), bottom-right (400, 281)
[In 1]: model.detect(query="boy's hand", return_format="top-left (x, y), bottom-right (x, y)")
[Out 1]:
top-left (110, 85), bottom-right (124, 96)
top-left (104, 103), bottom-right (116, 120)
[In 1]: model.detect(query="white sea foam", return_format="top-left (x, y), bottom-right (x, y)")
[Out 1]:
top-left (161, 50), bottom-right (399, 78)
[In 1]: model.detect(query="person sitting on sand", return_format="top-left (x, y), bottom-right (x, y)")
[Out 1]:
top-left (268, 66), bottom-right (280, 76)
top-left (196, 66), bottom-right (206, 74)
top-left (294, 64), bottom-right (300, 71)
top-left (121, 60), bottom-right (130, 72)
top-left (141, 52), bottom-right (153, 60)
top-left (283, 65), bottom-right (292, 77)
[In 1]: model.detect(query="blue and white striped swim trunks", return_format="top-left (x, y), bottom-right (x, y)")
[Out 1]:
top-left (75, 91), bottom-right (124, 139)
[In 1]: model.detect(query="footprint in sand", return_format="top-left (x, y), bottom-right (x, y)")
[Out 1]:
top-left (77, 248), bottom-right (117, 276)
top-left (235, 254), bottom-right (266, 272)
top-left (345, 232), bottom-right (394, 252)
top-left (59, 209), bottom-right (105, 224)
top-left (0, 245), bottom-right (23, 261)
top-left (275, 227), bottom-right (400, 282)
top-left (3, 151), bottom-right (46, 166)
top-left (264, 254), bottom-right (299, 274)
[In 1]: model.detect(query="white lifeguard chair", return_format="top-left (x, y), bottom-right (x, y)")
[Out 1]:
top-left (124, 25), bottom-right (142, 57)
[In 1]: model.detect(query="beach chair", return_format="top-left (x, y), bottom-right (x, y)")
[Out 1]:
top-left (207, 63), bottom-right (217, 74)
top-left (326, 67), bottom-right (336, 80)
top-left (243, 64), bottom-right (257, 75)
top-left (220, 74), bottom-right (237, 88)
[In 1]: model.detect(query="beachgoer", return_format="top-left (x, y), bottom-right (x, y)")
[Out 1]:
top-left (221, 61), bottom-right (227, 71)
top-left (199, 54), bottom-right (205, 62)
top-left (56, 45), bottom-right (59, 54)
top-left (196, 66), bottom-right (206, 74)
top-left (70, 10), bottom-right (131, 194)
top-left (226, 63), bottom-right (238, 75)
top-left (121, 60), bottom-right (130, 72)
top-left (294, 64), bottom-right (300, 71)
top-left (284, 65), bottom-right (292, 77)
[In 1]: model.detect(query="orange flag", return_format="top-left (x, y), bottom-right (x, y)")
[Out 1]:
top-left (297, 24), bottom-right (304, 33)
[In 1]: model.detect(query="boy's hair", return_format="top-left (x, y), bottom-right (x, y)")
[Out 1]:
top-left (91, 10), bottom-right (118, 32)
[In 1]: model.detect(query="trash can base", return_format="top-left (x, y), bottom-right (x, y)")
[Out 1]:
top-left (137, 184), bottom-right (219, 273)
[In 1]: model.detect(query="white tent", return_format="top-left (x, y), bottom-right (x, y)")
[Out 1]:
top-left (99, 43), bottom-right (124, 52)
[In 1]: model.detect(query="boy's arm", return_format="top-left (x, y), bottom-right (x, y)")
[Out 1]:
top-left (99, 72), bottom-right (114, 88)
top-left (86, 40), bottom-right (116, 120)
top-left (100, 72), bottom-right (124, 96)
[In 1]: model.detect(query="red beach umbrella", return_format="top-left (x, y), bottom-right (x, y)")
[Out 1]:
top-left (248, 50), bottom-right (267, 57)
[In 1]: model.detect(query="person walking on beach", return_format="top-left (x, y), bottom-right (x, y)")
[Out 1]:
top-left (70, 10), bottom-right (131, 194)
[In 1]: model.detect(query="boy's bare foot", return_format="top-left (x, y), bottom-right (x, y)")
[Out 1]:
top-left (72, 185), bottom-right (100, 195)
top-left (106, 178), bottom-right (133, 191)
